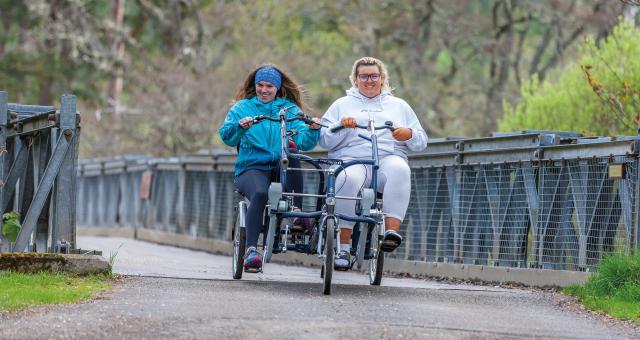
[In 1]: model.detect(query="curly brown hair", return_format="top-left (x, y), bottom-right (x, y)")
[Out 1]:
top-left (235, 64), bottom-right (309, 113)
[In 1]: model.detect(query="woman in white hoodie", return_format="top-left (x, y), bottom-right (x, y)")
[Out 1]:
top-left (320, 57), bottom-right (428, 269)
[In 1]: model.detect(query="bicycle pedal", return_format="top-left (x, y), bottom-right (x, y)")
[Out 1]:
top-left (380, 241), bottom-right (399, 252)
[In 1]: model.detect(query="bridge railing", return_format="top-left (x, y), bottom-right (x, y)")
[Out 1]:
top-left (77, 131), bottom-right (640, 271)
top-left (0, 91), bottom-right (80, 253)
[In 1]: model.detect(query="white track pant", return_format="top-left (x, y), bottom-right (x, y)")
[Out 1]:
top-left (334, 155), bottom-right (411, 229)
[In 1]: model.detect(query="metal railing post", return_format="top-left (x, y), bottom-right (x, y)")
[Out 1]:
top-left (0, 91), bottom-right (8, 252)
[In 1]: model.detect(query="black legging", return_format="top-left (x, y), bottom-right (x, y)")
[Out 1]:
top-left (234, 158), bottom-right (303, 249)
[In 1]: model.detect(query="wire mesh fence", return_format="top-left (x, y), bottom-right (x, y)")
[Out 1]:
top-left (77, 133), bottom-right (640, 271)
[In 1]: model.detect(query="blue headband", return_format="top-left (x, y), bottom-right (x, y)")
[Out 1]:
top-left (254, 67), bottom-right (282, 90)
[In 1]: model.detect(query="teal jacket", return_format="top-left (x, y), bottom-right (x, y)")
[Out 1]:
top-left (219, 97), bottom-right (320, 177)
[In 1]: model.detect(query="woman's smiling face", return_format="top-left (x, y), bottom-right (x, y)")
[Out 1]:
top-left (255, 81), bottom-right (277, 103)
top-left (355, 65), bottom-right (383, 98)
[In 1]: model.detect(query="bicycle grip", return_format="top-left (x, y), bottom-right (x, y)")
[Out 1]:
top-left (330, 125), bottom-right (344, 133)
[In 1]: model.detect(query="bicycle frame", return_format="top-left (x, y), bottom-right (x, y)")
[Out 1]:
top-left (322, 118), bottom-right (390, 253)
top-left (277, 117), bottom-right (389, 218)
top-left (251, 106), bottom-right (326, 210)
top-left (268, 106), bottom-right (325, 219)
top-left (246, 110), bottom-right (391, 292)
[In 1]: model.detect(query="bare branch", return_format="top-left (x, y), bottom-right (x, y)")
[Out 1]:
top-left (513, 23), bottom-right (530, 86)
top-left (537, 25), bottom-right (584, 80)
top-left (620, 0), bottom-right (640, 6)
top-left (528, 18), bottom-right (553, 76)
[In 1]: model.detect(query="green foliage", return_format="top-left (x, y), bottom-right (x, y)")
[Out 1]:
top-left (587, 252), bottom-right (640, 297)
top-left (107, 244), bottom-right (124, 277)
top-left (0, 1), bottom-right (112, 106)
top-left (500, 21), bottom-right (640, 136)
top-left (563, 252), bottom-right (640, 324)
top-left (434, 50), bottom-right (453, 74)
top-left (1, 1), bottom-right (633, 156)
top-left (0, 271), bottom-right (112, 312)
top-left (2, 211), bottom-right (21, 243)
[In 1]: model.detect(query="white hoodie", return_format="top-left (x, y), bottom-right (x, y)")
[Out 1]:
top-left (320, 87), bottom-right (428, 160)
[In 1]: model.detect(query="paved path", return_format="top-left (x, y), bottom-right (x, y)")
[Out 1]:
top-left (0, 236), bottom-right (636, 339)
top-left (83, 236), bottom-right (511, 291)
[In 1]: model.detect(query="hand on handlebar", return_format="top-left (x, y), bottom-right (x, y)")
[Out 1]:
top-left (294, 113), bottom-right (325, 130)
top-left (238, 116), bottom-right (254, 129)
top-left (328, 116), bottom-right (357, 133)
top-left (309, 117), bottom-right (322, 130)
top-left (330, 118), bottom-right (395, 133)
top-left (341, 117), bottom-right (357, 129)
top-left (392, 127), bottom-right (412, 141)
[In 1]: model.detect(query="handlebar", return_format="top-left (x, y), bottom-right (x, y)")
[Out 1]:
top-left (329, 120), bottom-right (395, 133)
top-left (241, 113), bottom-right (327, 128)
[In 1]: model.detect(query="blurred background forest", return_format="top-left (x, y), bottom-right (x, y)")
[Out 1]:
top-left (0, 0), bottom-right (639, 158)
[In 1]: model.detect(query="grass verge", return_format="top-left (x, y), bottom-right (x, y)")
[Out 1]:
top-left (0, 271), bottom-right (113, 312)
top-left (563, 252), bottom-right (640, 325)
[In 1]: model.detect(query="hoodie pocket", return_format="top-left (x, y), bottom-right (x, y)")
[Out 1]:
top-left (377, 137), bottom-right (395, 155)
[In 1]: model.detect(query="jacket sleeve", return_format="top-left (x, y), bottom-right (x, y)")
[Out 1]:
top-left (403, 103), bottom-right (428, 152)
top-left (319, 101), bottom-right (351, 151)
top-left (287, 107), bottom-right (320, 151)
top-left (218, 105), bottom-right (247, 147)
top-left (291, 122), bottom-right (320, 151)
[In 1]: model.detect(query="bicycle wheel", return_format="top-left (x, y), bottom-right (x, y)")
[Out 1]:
top-left (232, 202), bottom-right (247, 280)
top-left (369, 222), bottom-right (384, 285)
top-left (322, 218), bottom-right (335, 295)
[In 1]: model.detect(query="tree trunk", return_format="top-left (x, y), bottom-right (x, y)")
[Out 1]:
top-left (109, 0), bottom-right (126, 119)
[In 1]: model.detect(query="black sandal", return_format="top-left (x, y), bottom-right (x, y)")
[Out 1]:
top-left (381, 230), bottom-right (402, 252)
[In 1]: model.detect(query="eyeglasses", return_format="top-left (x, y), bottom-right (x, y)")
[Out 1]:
top-left (357, 73), bottom-right (381, 81)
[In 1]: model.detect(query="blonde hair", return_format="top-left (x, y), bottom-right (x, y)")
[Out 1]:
top-left (349, 57), bottom-right (392, 93)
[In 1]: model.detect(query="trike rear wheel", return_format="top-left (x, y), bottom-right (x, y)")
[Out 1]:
top-left (232, 204), bottom-right (247, 280)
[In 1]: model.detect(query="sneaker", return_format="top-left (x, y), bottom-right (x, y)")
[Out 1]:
top-left (381, 230), bottom-right (402, 252)
top-left (334, 250), bottom-right (351, 271)
top-left (243, 246), bottom-right (263, 273)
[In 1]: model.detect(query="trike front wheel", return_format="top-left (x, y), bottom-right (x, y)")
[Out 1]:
top-left (322, 218), bottom-right (335, 295)
top-left (369, 223), bottom-right (384, 285)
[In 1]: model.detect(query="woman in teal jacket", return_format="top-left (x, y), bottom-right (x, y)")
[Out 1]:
top-left (219, 65), bottom-right (321, 272)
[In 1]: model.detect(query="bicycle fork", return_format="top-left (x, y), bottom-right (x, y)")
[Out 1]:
top-left (318, 169), bottom-right (339, 258)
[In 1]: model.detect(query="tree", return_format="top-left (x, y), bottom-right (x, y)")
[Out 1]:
top-left (1, 0), bottom-right (634, 157)
top-left (499, 20), bottom-right (640, 136)
top-left (284, 0), bottom-right (625, 137)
